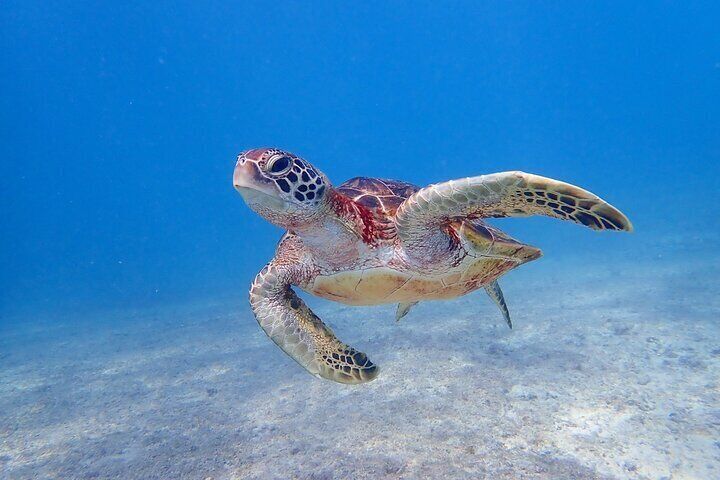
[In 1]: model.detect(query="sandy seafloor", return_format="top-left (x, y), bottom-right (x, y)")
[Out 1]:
top-left (2, 234), bottom-right (719, 480)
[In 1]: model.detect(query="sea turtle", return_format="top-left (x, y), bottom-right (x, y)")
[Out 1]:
top-left (233, 148), bottom-right (632, 384)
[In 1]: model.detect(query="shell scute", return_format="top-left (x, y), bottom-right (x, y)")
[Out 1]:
top-left (337, 177), bottom-right (419, 217)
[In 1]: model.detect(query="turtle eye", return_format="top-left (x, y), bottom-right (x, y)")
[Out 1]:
top-left (267, 155), bottom-right (292, 176)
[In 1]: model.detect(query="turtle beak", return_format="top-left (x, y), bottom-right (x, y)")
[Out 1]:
top-left (233, 160), bottom-right (254, 192)
top-left (233, 157), bottom-right (288, 209)
top-left (233, 157), bottom-right (271, 194)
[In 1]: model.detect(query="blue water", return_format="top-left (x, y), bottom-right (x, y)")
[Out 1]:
top-left (1, 3), bottom-right (719, 479)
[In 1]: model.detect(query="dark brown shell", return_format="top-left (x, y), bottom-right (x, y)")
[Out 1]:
top-left (336, 177), bottom-right (419, 216)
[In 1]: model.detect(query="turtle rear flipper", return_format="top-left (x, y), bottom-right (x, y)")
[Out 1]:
top-left (459, 220), bottom-right (542, 264)
top-left (484, 280), bottom-right (512, 329)
top-left (395, 301), bottom-right (418, 322)
top-left (395, 171), bottom-right (632, 255)
top-left (250, 262), bottom-right (379, 384)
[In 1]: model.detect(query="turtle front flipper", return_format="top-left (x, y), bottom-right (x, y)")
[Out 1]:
top-left (395, 172), bottom-right (633, 255)
top-left (250, 262), bottom-right (379, 384)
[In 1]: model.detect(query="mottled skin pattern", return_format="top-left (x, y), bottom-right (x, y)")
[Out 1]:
top-left (234, 148), bottom-right (633, 384)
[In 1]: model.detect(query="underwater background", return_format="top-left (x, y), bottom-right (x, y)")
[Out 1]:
top-left (1, 2), bottom-right (719, 479)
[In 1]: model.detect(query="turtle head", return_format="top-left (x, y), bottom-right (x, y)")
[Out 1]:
top-left (233, 148), bottom-right (330, 228)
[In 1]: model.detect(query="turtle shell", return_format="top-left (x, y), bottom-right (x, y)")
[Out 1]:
top-left (336, 177), bottom-right (419, 217)
top-left (307, 177), bottom-right (542, 306)
top-left (335, 177), bottom-right (540, 257)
